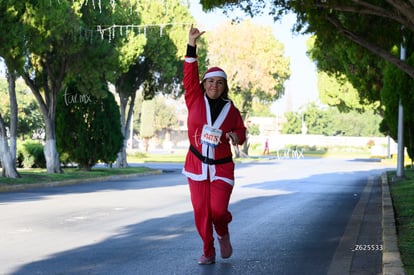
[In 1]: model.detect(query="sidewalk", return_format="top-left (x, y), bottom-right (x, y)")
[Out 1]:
top-left (328, 172), bottom-right (405, 275)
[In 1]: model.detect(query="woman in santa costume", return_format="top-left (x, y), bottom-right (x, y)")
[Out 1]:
top-left (182, 25), bottom-right (247, 265)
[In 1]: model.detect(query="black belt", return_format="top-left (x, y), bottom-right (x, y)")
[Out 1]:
top-left (189, 145), bottom-right (232, 165)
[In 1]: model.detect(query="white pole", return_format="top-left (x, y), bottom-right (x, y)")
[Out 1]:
top-left (396, 36), bottom-right (406, 178)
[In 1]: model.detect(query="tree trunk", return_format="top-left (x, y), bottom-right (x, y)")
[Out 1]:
top-left (44, 138), bottom-right (61, 173)
top-left (21, 72), bottom-right (62, 173)
top-left (115, 90), bottom-right (128, 168)
top-left (0, 114), bottom-right (20, 178)
top-left (0, 139), bottom-right (19, 178)
top-left (0, 69), bottom-right (20, 178)
top-left (115, 89), bottom-right (136, 168)
top-left (240, 101), bottom-right (251, 157)
top-left (143, 138), bottom-right (149, 153)
top-left (7, 71), bottom-right (18, 165)
top-left (42, 89), bottom-right (62, 173)
top-left (44, 117), bottom-right (62, 173)
top-left (116, 144), bottom-right (128, 168)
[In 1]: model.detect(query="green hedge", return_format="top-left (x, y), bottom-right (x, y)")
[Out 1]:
top-left (17, 140), bottom-right (46, 168)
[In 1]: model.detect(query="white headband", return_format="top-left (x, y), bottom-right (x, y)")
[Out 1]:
top-left (203, 71), bottom-right (227, 81)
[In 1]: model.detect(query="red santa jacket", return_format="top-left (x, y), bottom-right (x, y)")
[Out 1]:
top-left (182, 56), bottom-right (246, 185)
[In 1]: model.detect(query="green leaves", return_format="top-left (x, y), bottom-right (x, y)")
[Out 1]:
top-left (56, 80), bottom-right (123, 169)
top-left (206, 20), bottom-right (290, 115)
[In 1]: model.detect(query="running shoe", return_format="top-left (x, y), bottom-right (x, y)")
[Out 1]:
top-left (218, 234), bottom-right (233, 258)
top-left (198, 254), bottom-right (216, 265)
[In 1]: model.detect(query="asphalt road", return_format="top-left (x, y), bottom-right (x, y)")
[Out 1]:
top-left (0, 158), bottom-right (393, 275)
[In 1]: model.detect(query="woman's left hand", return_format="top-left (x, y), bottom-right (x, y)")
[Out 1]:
top-left (226, 132), bottom-right (239, 145)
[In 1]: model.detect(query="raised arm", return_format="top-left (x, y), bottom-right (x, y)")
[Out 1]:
top-left (184, 24), bottom-right (206, 105)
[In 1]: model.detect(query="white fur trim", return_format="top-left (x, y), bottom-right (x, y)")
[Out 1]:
top-left (211, 175), bottom-right (234, 186)
top-left (185, 57), bottom-right (197, 63)
top-left (203, 71), bottom-right (227, 81)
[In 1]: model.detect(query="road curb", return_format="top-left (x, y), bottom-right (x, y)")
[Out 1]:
top-left (0, 170), bottom-right (163, 193)
top-left (327, 174), bottom-right (375, 275)
top-left (382, 172), bottom-right (406, 275)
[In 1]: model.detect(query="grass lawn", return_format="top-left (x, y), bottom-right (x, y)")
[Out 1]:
top-left (389, 168), bottom-right (414, 274)
top-left (127, 152), bottom-right (185, 163)
top-left (0, 166), bottom-right (154, 185)
top-left (0, 152), bottom-right (189, 186)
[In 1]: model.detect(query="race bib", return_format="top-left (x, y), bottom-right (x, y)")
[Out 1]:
top-left (201, 125), bottom-right (222, 147)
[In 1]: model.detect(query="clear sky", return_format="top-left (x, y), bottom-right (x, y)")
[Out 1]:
top-left (188, 1), bottom-right (319, 115)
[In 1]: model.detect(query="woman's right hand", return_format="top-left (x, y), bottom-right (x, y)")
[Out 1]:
top-left (189, 24), bottom-right (205, 47)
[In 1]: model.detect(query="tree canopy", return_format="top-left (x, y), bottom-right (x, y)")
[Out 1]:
top-left (283, 102), bottom-right (383, 136)
top-left (380, 55), bottom-right (414, 159)
top-left (200, 0), bottom-right (414, 160)
top-left (317, 71), bottom-right (379, 113)
top-left (307, 34), bottom-right (386, 112)
top-left (199, 1), bottom-right (414, 77)
top-left (0, 0), bottom-right (122, 173)
top-left (206, 20), bottom-right (290, 116)
top-left (0, 0), bottom-right (195, 172)
top-left (199, 0), bottom-right (414, 108)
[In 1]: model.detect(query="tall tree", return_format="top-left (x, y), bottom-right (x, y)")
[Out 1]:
top-left (153, 95), bottom-right (179, 134)
top-left (0, 2), bottom-right (27, 178)
top-left (113, 0), bottom-right (195, 167)
top-left (207, 20), bottom-right (290, 116)
top-left (380, 55), bottom-right (414, 160)
top-left (109, 0), bottom-right (146, 167)
top-left (140, 98), bottom-right (155, 152)
top-left (0, 1), bottom-right (119, 173)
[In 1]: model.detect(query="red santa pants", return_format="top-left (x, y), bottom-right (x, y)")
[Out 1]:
top-left (188, 177), bottom-right (233, 258)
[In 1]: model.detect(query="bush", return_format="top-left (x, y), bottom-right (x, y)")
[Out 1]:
top-left (59, 151), bottom-right (73, 167)
top-left (17, 140), bottom-right (46, 168)
top-left (56, 81), bottom-right (123, 170)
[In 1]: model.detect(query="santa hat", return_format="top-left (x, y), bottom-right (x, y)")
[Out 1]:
top-left (202, 67), bottom-right (227, 81)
